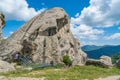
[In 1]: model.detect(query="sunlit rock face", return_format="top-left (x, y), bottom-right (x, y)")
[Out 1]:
top-left (0, 13), bottom-right (5, 42)
top-left (0, 8), bottom-right (87, 66)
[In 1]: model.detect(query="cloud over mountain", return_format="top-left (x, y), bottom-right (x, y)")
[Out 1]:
top-left (71, 0), bottom-right (120, 44)
top-left (105, 33), bottom-right (120, 40)
top-left (71, 24), bottom-right (104, 40)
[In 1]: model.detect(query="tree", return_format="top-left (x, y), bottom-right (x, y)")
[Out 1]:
top-left (111, 52), bottom-right (120, 64)
top-left (63, 55), bottom-right (72, 66)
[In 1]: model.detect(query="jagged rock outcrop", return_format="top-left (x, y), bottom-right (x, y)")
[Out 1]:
top-left (0, 12), bottom-right (5, 42)
top-left (0, 59), bottom-right (15, 72)
top-left (86, 56), bottom-right (112, 68)
top-left (0, 8), bottom-right (87, 65)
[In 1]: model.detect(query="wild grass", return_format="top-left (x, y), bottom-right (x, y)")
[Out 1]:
top-left (0, 65), bottom-right (120, 80)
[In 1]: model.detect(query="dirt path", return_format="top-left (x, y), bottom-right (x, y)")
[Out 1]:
top-left (94, 75), bottom-right (120, 80)
top-left (0, 76), bottom-right (45, 80)
top-left (1, 75), bottom-right (120, 80)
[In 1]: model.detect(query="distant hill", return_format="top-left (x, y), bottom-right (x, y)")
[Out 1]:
top-left (82, 45), bottom-right (120, 59)
top-left (82, 45), bottom-right (102, 51)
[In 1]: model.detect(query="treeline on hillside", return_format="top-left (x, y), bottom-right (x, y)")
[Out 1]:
top-left (111, 52), bottom-right (120, 64)
top-left (83, 45), bottom-right (120, 59)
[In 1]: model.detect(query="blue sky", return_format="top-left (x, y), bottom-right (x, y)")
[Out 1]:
top-left (0, 0), bottom-right (120, 46)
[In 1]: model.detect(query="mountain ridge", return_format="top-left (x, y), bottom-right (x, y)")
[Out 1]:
top-left (82, 45), bottom-right (120, 59)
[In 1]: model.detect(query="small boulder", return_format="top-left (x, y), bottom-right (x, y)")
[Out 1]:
top-left (100, 56), bottom-right (112, 66)
top-left (0, 59), bottom-right (15, 73)
top-left (86, 56), bottom-right (112, 68)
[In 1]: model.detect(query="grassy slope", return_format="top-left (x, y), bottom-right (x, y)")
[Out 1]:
top-left (0, 66), bottom-right (120, 80)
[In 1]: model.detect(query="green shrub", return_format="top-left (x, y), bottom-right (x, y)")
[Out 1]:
top-left (63, 55), bottom-right (72, 66)
top-left (111, 52), bottom-right (120, 64)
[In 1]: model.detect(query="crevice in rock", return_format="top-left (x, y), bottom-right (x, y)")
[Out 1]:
top-left (56, 15), bottom-right (68, 31)
top-left (21, 16), bottom-right (39, 40)
top-left (29, 28), bottom-right (40, 41)
top-left (39, 27), bottom-right (57, 36)
top-left (43, 38), bottom-right (46, 63)
top-left (21, 39), bottom-right (38, 61)
top-left (70, 42), bottom-right (74, 48)
top-left (58, 36), bottom-right (61, 40)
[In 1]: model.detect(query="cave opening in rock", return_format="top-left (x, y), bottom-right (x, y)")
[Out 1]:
top-left (39, 27), bottom-right (57, 36)
top-left (56, 15), bottom-right (68, 31)
top-left (47, 27), bottom-right (57, 36)
top-left (21, 39), bottom-right (38, 61)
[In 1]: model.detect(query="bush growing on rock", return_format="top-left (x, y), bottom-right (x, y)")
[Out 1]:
top-left (63, 55), bottom-right (72, 66)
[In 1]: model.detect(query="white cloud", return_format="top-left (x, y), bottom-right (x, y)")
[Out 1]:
top-left (70, 24), bottom-right (104, 40)
top-left (105, 33), bottom-right (120, 40)
top-left (0, 0), bottom-right (46, 21)
top-left (72, 0), bottom-right (120, 28)
top-left (71, 0), bottom-right (120, 43)
top-left (81, 41), bottom-right (105, 46)
top-left (9, 31), bottom-right (13, 34)
top-left (81, 41), bottom-right (95, 46)
top-left (3, 36), bottom-right (8, 39)
top-left (118, 27), bottom-right (120, 30)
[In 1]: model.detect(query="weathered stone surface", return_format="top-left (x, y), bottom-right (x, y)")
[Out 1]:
top-left (100, 56), bottom-right (112, 65)
top-left (0, 8), bottom-right (87, 65)
top-left (0, 59), bottom-right (15, 72)
top-left (0, 12), bottom-right (5, 42)
top-left (86, 56), bottom-right (112, 68)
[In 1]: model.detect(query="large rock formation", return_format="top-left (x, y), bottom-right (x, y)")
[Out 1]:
top-left (0, 8), bottom-right (87, 65)
top-left (0, 12), bottom-right (5, 42)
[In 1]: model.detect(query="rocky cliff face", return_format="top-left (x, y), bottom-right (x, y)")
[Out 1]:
top-left (0, 13), bottom-right (5, 42)
top-left (0, 8), bottom-right (87, 65)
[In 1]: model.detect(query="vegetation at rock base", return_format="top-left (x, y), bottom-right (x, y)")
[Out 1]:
top-left (1, 65), bottom-right (120, 80)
